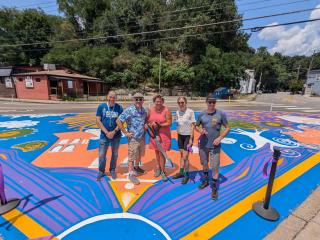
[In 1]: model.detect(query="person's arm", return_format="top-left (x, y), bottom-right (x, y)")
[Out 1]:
top-left (96, 105), bottom-right (112, 138)
top-left (213, 113), bottom-right (231, 146)
top-left (145, 108), bottom-right (150, 130)
top-left (113, 105), bottom-right (123, 133)
top-left (116, 110), bottom-right (133, 139)
top-left (159, 108), bottom-right (172, 127)
top-left (96, 116), bottom-right (109, 135)
top-left (195, 112), bottom-right (206, 134)
top-left (189, 111), bottom-right (196, 145)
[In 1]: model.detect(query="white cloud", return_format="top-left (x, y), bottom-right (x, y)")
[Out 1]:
top-left (258, 5), bottom-right (320, 56)
top-left (0, 120), bottom-right (39, 129)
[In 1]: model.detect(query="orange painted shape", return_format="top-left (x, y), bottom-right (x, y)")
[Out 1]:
top-left (284, 127), bottom-right (320, 145)
top-left (233, 167), bottom-right (250, 182)
top-left (0, 154), bottom-right (8, 161)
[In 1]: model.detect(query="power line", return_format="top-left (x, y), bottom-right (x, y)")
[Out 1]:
top-left (57, 0), bottom-right (313, 35)
top-left (3, 0), bottom-right (313, 32)
top-left (7, 17), bottom-right (320, 53)
top-left (4, 0), bottom-right (313, 40)
top-left (1, 6), bottom-right (319, 48)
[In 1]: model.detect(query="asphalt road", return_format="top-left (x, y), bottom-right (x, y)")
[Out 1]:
top-left (0, 92), bottom-right (319, 114)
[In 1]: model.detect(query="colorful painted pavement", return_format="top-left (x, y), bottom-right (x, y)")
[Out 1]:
top-left (0, 111), bottom-right (319, 240)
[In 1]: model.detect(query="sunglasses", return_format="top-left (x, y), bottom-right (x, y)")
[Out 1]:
top-left (207, 101), bottom-right (216, 104)
top-left (178, 102), bottom-right (185, 104)
top-left (135, 98), bottom-right (144, 102)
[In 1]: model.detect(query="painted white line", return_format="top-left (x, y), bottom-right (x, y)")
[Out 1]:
top-left (111, 178), bottom-right (158, 183)
top-left (301, 110), bottom-right (320, 113)
top-left (284, 107), bottom-right (313, 110)
top-left (272, 105), bottom-right (297, 108)
top-left (56, 213), bottom-right (171, 240)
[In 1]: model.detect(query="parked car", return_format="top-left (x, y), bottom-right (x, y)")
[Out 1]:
top-left (213, 87), bottom-right (233, 99)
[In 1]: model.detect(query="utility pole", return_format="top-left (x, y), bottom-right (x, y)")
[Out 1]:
top-left (308, 50), bottom-right (316, 76)
top-left (257, 72), bottom-right (262, 92)
top-left (158, 52), bottom-right (162, 94)
top-left (305, 50), bottom-right (316, 95)
top-left (297, 65), bottom-right (301, 80)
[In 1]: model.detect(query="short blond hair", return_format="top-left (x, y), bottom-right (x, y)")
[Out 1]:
top-left (177, 96), bottom-right (187, 103)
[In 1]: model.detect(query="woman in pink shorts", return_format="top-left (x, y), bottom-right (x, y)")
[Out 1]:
top-left (148, 94), bottom-right (172, 181)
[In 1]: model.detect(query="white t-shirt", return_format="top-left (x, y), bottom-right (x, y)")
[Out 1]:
top-left (176, 108), bottom-right (196, 135)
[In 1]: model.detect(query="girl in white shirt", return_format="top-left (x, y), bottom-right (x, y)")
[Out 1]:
top-left (173, 96), bottom-right (196, 184)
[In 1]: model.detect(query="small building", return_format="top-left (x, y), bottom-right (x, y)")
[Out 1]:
top-left (239, 69), bottom-right (256, 94)
top-left (0, 67), bottom-right (16, 98)
top-left (305, 69), bottom-right (320, 96)
top-left (0, 65), bottom-right (44, 98)
top-left (13, 69), bottom-right (106, 100)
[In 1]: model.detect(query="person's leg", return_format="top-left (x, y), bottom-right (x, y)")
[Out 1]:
top-left (173, 149), bottom-right (184, 179)
top-left (128, 139), bottom-right (140, 185)
top-left (210, 149), bottom-right (221, 200)
top-left (109, 136), bottom-right (121, 179)
top-left (159, 151), bottom-right (168, 181)
top-left (97, 140), bottom-right (109, 180)
top-left (178, 134), bottom-right (185, 173)
top-left (198, 148), bottom-right (209, 189)
top-left (182, 135), bottom-right (190, 173)
top-left (153, 150), bottom-right (161, 177)
top-left (181, 150), bottom-right (190, 184)
top-left (134, 137), bottom-right (145, 174)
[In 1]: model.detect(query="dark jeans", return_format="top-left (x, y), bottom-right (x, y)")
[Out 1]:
top-left (98, 136), bottom-right (121, 173)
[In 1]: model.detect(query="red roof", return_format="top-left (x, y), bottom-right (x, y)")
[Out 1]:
top-left (13, 70), bottom-right (101, 81)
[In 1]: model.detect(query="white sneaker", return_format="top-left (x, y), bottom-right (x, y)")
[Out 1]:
top-left (129, 174), bottom-right (140, 185)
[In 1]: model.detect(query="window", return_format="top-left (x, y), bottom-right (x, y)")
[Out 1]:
top-left (36, 78), bottom-right (41, 82)
top-left (59, 139), bottom-right (69, 145)
top-left (5, 77), bottom-right (13, 88)
top-left (25, 76), bottom-right (33, 88)
top-left (70, 138), bottom-right (80, 144)
top-left (62, 145), bottom-right (75, 152)
top-left (19, 78), bottom-right (23, 81)
top-left (50, 145), bottom-right (63, 152)
top-left (67, 80), bottom-right (73, 89)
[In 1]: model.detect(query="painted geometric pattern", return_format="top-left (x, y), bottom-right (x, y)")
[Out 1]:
top-left (0, 111), bottom-right (319, 240)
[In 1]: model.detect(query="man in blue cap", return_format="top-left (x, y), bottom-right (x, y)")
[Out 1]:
top-left (195, 93), bottom-right (230, 200)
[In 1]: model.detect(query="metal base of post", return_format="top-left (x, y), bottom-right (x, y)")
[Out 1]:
top-left (0, 199), bottom-right (20, 215)
top-left (253, 201), bottom-right (279, 221)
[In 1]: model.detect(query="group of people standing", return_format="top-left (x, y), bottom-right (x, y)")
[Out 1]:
top-left (95, 91), bottom-right (230, 200)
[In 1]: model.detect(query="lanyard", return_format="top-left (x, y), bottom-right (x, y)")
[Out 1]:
top-left (107, 103), bottom-right (115, 127)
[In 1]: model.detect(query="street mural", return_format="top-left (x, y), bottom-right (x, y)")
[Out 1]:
top-left (0, 111), bottom-right (319, 240)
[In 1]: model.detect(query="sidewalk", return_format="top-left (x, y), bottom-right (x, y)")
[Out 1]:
top-left (265, 186), bottom-right (320, 240)
top-left (0, 94), bottom-right (257, 104)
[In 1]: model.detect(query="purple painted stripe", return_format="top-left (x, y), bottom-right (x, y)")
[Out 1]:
top-left (54, 168), bottom-right (120, 209)
top-left (3, 164), bottom-right (82, 224)
top-left (4, 151), bottom-right (98, 216)
top-left (157, 153), bottom-right (272, 224)
top-left (4, 179), bottom-right (65, 233)
top-left (133, 146), bottom-right (271, 216)
top-left (168, 154), bottom-right (313, 236)
top-left (7, 150), bottom-right (96, 215)
top-left (147, 148), bottom-right (269, 220)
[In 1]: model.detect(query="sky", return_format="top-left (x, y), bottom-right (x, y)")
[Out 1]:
top-left (1, 0), bottom-right (320, 56)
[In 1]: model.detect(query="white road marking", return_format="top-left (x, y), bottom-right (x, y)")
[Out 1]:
top-left (272, 105), bottom-right (297, 108)
top-left (284, 107), bottom-right (313, 110)
top-left (301, 110), bottom-right (320, 113)
top-left (56, 213), bottom-right (172, 240)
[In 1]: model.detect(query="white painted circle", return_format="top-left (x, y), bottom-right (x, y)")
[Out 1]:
top-left (125, 183), bottom-right (134, 189)
top-left (221, 138), bottom-right (237, 144)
